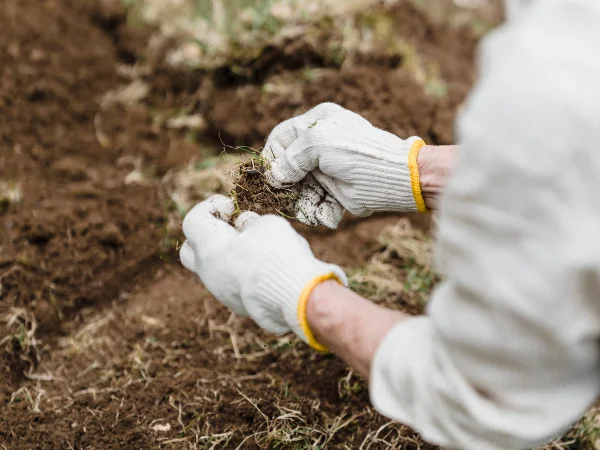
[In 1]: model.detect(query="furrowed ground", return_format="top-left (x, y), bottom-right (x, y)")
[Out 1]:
top-left (1, 0), bottom-right (597, 448)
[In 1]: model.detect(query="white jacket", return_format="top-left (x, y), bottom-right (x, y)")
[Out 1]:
top-left (369, 0), bottom-right (600, 448)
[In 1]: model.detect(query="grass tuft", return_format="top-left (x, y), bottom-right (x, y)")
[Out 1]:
top-left (350, 218), bottom-right (437, 315)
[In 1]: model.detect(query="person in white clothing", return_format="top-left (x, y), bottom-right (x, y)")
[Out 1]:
top-left (179, 0), bottom-right (600, 448)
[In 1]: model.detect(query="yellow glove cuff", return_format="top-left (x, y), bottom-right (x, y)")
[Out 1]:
top-left (297, 273), bottom-right (343, 352)
top-left (408, 139), bottom-right (430, 214)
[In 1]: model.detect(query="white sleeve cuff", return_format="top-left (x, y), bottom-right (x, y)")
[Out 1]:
top-left (368, 316), bottom-right (503, 449)
top-left (368, 315), bottom-right (577, 450)
top-left (369, 316), bottom-right (436, 436)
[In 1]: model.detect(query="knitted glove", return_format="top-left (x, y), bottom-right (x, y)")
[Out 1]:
top-left (261, 103), bottom-right (428, 229)
top-left (180, 195), bottom-right (348, 351)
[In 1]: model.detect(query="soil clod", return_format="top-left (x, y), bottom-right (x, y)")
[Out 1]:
top-left (231, 160), bottom-right (299, 221)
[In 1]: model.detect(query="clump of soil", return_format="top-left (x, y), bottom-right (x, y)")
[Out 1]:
top-left (231, 159), bottom-right (298, 220)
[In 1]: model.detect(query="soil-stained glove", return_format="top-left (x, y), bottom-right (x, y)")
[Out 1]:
top-left (261, 103), bottom-right (429, 229)
top-left (180, 195), bottom-right (348, 351)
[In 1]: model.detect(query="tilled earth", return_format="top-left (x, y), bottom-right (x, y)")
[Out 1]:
top-left (1, 0), bottom-right (480, 448)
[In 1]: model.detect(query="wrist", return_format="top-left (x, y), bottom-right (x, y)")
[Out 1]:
top-left (307, 280), bottom-right (410, 377)
top-left (417, 145), bottom-right (456, 211)
top-left (296, 275), bottom-right (343, 352)
top-left (260, 258), bottom-right (346, 350)
top-left (306, 280), bottom-right (346, 347)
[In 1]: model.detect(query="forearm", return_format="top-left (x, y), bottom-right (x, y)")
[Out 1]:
top-left (417, 145), bottom-right (456, 211)
top-left (306, 280), bottom-right (409, 377)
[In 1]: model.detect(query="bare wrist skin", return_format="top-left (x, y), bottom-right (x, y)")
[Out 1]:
top-left (417, 145), bottom-right (457, 211)
top-left (306, 280), bottom-right (409, 378)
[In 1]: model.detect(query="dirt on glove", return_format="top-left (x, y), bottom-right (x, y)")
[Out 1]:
top-left (231, 159), bottom-right (299, 222)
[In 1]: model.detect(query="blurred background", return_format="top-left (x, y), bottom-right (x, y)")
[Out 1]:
top-left (128, 0), bottom-right (501, 69)
top-left (2, 1), bottom-right (598, 449)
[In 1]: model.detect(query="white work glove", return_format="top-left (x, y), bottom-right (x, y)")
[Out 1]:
top-left (261, 103), bottom-right (429, 229)
top-left (180, 195), bottom-right (348, 351)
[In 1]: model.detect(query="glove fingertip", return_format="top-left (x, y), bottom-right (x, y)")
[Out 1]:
top-left (182, 196), bottom-right (238, 251)
top-left (183, 194), bottom-right (234, 233)
top-left (234, 211), bottom-right (260, 232)
top-left (316, 197), bottom-right (344, 230)
top-left (179, 241), bottom-right (196, 272)
top-left (263, 157), bottom-right (292, 189)
top-left (208, 194), bottom-right (236, 222)
top-left (265, 144), bottom-right (314, 189)
top-left (311, 102), bottom-right (344, 118)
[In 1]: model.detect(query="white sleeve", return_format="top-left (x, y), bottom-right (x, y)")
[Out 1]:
top-left (369, 1), bottom-right (600, 449)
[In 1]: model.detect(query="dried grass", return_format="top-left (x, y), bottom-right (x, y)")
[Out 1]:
top-left (1, 307), bottom-right (41, 375)
top-left (540, 407), bottom-right (600, 450)
top-left (100, 80), bottom-right (150, 109)
top-left (164, 155), bottom-right (242, 214)
top-left (350, 218), bottom-right (437, 314)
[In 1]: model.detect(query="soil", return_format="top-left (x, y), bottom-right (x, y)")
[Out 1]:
top-left (232, 160), bottom-right (298, 220)
top-left (201, 1), bottom-right (478, 147)
top-left (1, 0), bottom-right (479, 448)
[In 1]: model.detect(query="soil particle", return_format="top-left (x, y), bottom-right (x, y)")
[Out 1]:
top-left (51, 156), bottom-right (91, 181)
top-left (96, 222), bottom-right (124, 247)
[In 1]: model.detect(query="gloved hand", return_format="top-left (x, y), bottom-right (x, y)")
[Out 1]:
top-left (262, 103), bottom-right (429, 229)
top-left (179, 195), bottom-right (348, 351)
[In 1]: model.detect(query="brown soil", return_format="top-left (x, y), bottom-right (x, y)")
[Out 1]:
top-left (1, 0), bottom-right (478, 448)
top-left (201, 1), bottom-right (478, 147)
top-left (232, 160), bottom-right (299, 220)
